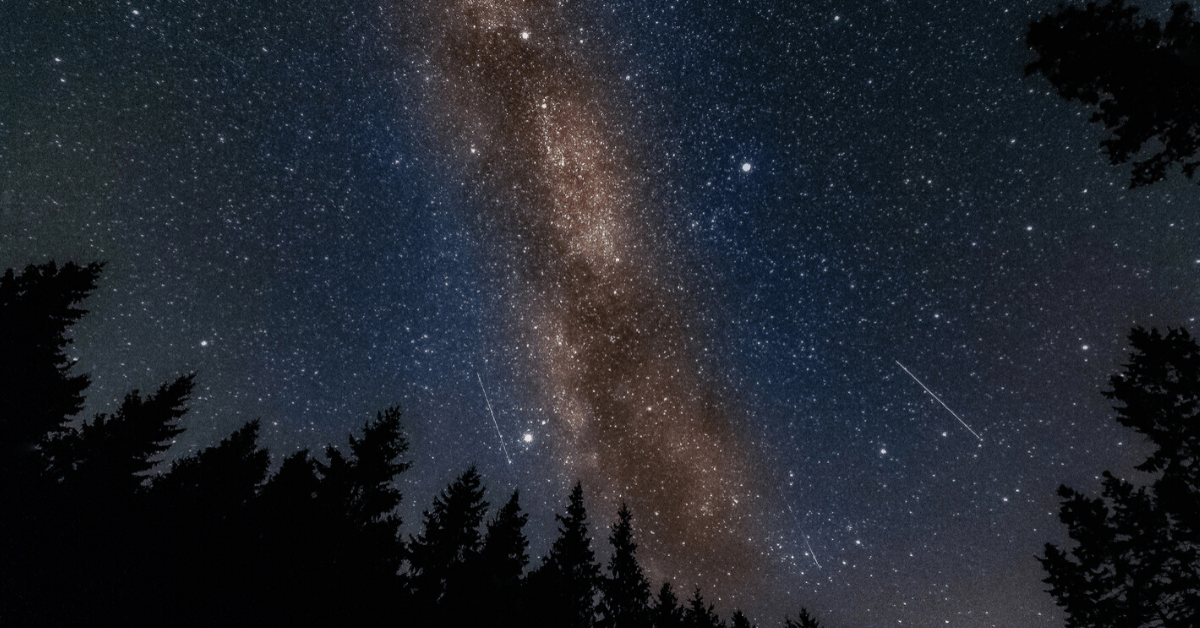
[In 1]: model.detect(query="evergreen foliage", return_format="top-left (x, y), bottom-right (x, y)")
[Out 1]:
top-left (730, 610), bottom-right (756, 628)
top-left (1026, 0), bottom-right (1200, 187)
top-left (47, 374), bottom-right (193, 496)
top-left (598, 502), bottom-right (652, 628)
top-left (531, 481), bottom-right (602, 628)
top-left (1, 260), bottom-right (848, 627)
top-left (684, 587), bottom-right (725, 628)
top-left (1040, 327), bottom-right (1199, 628)
top-left (651, 582), bottom-right (686, 628)
top-left (478, 489), bottom-right (531, 626)
top-left (784, 607), bottom-right (823, 628)
top-left (409, 465), bottom-right (489, 622)
top-left (0, 261), bottom-right (101, 487)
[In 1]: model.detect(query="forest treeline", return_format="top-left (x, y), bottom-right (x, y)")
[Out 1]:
top-left (0, 260), bottom-right (829, 628)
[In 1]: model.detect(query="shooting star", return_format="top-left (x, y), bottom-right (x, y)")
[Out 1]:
top-left (895, 360), bottom-right (983, 442)
top-left (803, 534), bottom-right (821, 569)
top-left (478, 373), bottom-right (512, 465)
top-left (788, 504), bottom-right (821, 569)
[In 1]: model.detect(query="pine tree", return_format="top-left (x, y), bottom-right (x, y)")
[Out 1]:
top-left (477, 489), bottom-right (531, 627)
top-left (531, 481), bottom-right (602, 628)
top-left (481, 489), bottom-right (531, 582)
top-left (253, 449), bottom-right (328, 624)
top-left (0, 261), bottom-right (102, 488)
top-left (684, 588), bottom-right (724, 628)
top-left (321, 406), bottom-right (411, 531)
top-left (409, 465), bottom-right (489, 622)
top-left (598, 503), bottom-right (651, 628)
top-left (784, 607), bottom-right (823, 628)
top-left (729, 610), bottom-right (755, 628)
top-left (149, 420), bottom-right (271, 626)
top-left (315, 408), bottom-right (412, 625)
top-left (650, 582), bottom-right (685, 628)
top-left (1040, 327), bottom-right (1200, 628)
top-left (253, 410), bottom-right (412, 627)
top-left (48, 374), bottom-right (193, 498)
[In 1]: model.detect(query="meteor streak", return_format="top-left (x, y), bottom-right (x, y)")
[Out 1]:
top-left (478, 372), bottom-right (512, 465)
top-left (803, 535), bottom-right (821, 569)
top-left (788, 504), bottom-right (821, 568)
top-left (895, 360), bottom-right (983, 442)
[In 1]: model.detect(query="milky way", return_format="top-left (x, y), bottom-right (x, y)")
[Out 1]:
top-left (408, 0), bottom-right (769, 598)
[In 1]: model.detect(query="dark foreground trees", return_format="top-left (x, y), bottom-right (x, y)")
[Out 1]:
top-left (1026, 0), bottom-right (1200, 187)
top-left (1, 260), bottom-right (838, 627)
top-left (1041, 327), bottom-right (1200, 628)
top-left (0, 261), bottom-right (414, 627)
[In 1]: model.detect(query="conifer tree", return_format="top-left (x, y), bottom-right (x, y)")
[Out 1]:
top-left (684, 587), bottom-right (724, 628)
top-left (531, 481), bottom-right (602, 628)
top-left (784, 607), bottom-right (823, 628)
top-left (48, 374), bottom-right (193, 498)
top-left (0, 261), bottom-right (102, 488)
top-left (598, 503), bottom-right (651, 628)
top-left (729, 610), bottom-right (755, 628)
top-left (148, 420), bottom-right (271, 626)
top-left (477, 489), bottom-right (531, 627)
top-left (408, 465), bottom-right (489, 620)
top-left (650, 582), bottom-right (685, 628)
top-left (481, 488), bottom-right (531, 581)
top-left (315, 408), bottom-right (412, 624)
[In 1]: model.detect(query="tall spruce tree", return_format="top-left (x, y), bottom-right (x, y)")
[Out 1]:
top-left (478, 489), bottom-right (531, 626)
top-left (1, 260), bottom-right (103, 627)
top-left (683, 588), bottom-right (724, 628)
top-left (481, 489), bottom-right (531, 582)
top-left (149, 420), bottom-right (271, 627)
top-left (1040, 327), bottom-right (1200, 628)
top-left (408, 465), bottom-right (489, 621)
top-left (48, 374), bottom-right (193, 497)
top-left (531, 481), bottom-right (602, 628)
top-left (784, 607), bottom-right (823, 628)
top-left (316, 408), bottom-right (412, 625)
top-left (598, 503), bottom-right (651, 628)
top-left (729, 610), bottom-right (755, 628)
top-left (651, 582), bottom-right (686, 628)
top-left (0, 261), bottom-right (102, 489)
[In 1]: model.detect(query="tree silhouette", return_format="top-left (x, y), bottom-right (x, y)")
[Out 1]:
top-left (1040, 327), bottom-right (1200, 628)
top-left (784, 607), bottom-right (824, 628)
top-left (151, 420), bottom-right (272, 626)
top-left (0, 260), bottom-right (428, 627)
top-left (0, 261), bottom-right (103, 625)
top-left (1026, 0), bottom-right (1200, 187)
top-left (650, 582), bottom-right (686, 628)
top-left (409, 465), bottom-right (489, 622)
top-left (683, 587), bottom-right (725, 628)
top-left (598, 503), bottom-right (652, 628)
top-left (530, 481), bottom-right (602, 628)
top-left (48, 375), bottom-right (193, 497)
top-left (729, 610), bottom-right (756, 628)
top-left (252, 410), bottom-right (412, 627)
top-left (313, 408), bottom-right (412, 626)
top-left (478, 489), bottom-right (531, 627)
top-left (3, 257), bottom-right (857, 627)
top-left (0, 261), bottom-right (102, 488)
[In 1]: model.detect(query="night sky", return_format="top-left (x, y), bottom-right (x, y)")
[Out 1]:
top-left (3, 0), bottom-right (1199, 625)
